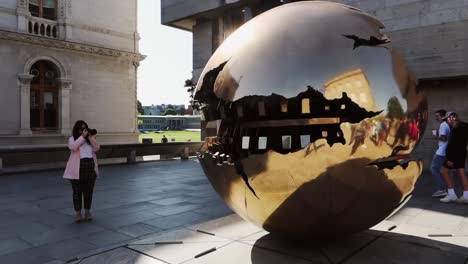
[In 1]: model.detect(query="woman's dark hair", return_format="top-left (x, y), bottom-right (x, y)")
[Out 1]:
top-left (72, 120), bottom-right (88, 140)
top-left (435, 109), bottom-right (446, 116)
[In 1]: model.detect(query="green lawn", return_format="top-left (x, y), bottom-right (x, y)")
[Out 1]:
top-left (138, 130), bottom-right (201, 143)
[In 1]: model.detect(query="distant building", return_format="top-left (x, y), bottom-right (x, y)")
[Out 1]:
top-left (142, 106), bottom-right (162, 115)
top-left (0, 0), bottom-right (144, 146)
top-left (142, 104), bottom-right (189, 115)
top-left (138, 115), bottom-right (201, 131)
top-left (325, 69), bottom-right (377, 112)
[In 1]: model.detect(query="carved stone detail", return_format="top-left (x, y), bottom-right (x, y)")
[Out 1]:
top-left (67, 0), bottom-right (72, 17)
top-left (18, 0), bottom-right (27, 7)
top-left (18, 74), bottom-right (34, 85)
top-left (59, 0), bottom-right (66, 18)
top-left (57, 78), bottom-right (72, 89)
top-left (0, 29), bottom-right (145, 62)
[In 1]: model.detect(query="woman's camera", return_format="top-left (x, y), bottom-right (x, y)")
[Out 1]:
top-left (84, 128), bottom-right (97, 144)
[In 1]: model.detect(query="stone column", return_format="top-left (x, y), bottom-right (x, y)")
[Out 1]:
top-left (58, 78), bottom-right (72, 135)
top-left (18, 74), bottom-right (33, 135)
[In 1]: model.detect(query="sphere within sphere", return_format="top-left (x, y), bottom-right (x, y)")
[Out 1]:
top-left (195, 1), bottom-right (427, 240)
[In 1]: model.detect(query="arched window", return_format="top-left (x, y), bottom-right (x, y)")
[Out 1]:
top-left (29, 0), bottom-right (57, 20)
top-left (30, 61), bottom-right (59, 130)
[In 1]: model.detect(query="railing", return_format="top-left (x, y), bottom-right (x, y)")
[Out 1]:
top-left (27, 16), bottom-right (58, 39)
top-left (0, 142), bottom-right (204, 174)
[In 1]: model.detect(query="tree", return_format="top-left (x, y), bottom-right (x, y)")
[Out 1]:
top-left (137, 100), bottom-right (144, 115)
top-left (386, 96), bottom-right (404, 119)
top-left (184, 79), bottom-right (200, 111)
top-left (164, 109), bottom-right (178, 115)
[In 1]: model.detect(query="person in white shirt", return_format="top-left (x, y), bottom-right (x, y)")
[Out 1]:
top-left (430, 109), bottom-right (450, 197)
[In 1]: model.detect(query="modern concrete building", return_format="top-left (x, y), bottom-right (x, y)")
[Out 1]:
top-left (0, 0), bottom-right (144, 146)
top-left (138, 115), bottom-right (201, 131)
top-left (161, 0), bottom-right (468, 167)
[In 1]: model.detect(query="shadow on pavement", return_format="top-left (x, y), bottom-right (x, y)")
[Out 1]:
top-left (251, 230), bottom-right (468, 264)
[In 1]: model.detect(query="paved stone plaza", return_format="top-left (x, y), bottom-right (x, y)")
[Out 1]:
top-left (0, 159), bottom-right (467, 263)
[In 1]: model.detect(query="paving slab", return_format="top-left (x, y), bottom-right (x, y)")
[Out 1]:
top-left (0, 238), bottom-right (32, 256)
top-left (127, 229), bottom-right (232, 264)
top-left (117, 223), bottom-right (164, 239)
top-left (185, 241), bottom-right (319, 264)
top-left (78, 247), bottom-right (165, 264)
top-left (187, 214), bottom-right (263, 240)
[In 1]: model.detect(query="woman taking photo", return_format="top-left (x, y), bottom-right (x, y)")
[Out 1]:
top-left (63, 120), bottom-right (100, 222)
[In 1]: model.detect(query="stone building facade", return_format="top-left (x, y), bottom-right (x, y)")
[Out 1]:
top-left (161, 0), bottom-right (468, 167)
top-left (0, 0), bottom-right (144, 146)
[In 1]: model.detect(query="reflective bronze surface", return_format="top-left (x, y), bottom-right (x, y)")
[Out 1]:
top-left (195, 1), bottom-right (427, 240)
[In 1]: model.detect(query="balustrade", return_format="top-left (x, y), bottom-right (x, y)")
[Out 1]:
top-left (27, 16), bottom-right (58, 39)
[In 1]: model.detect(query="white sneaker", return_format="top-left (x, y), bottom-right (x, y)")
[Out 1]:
top-left (432, 190), bottom-right (447, 197)
top-left (440, 195), bottom-right (458, 203)
top-left (455, 197), bottom-right (468, 204)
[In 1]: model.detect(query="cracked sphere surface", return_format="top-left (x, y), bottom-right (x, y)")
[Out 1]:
top-left (195, 1), bottom-right (427, 240)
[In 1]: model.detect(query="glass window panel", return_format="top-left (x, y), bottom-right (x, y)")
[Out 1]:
top-left (43, 92), bottom-right (54, 109)
top-left (242, 136), bottom-right (250, 149)
top-left (30, 91), bottom-right (40, 109)
top-left (43, 10), bottom-right (56, 21)
top-left (258, 137), bottom-right (267, 150)
top-left (44, 107), bottom-right (56, 127)
top-left (280, 99), bottom-right (288, 113)
top-left (258, 101), bottom-right (266, 116)
top-left (43, 0), bottom-right (55, 8)
top-left (301, 98), bottom-right (310, 114)
top-left (44, 70), bottom-right (56, 86)
top-left (29, 0), bottom-right (40, 17)
top-left (30, 109), bottom-right (40, 127)
top-left (282, 136), bottom-right (291, 149)
top-left (300, 135), bottom-right (310, 148)
top-left (43, 0), bottom-right (56, 20)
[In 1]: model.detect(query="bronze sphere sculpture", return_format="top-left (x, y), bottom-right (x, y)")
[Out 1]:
top-left (195, 1), bottom-right (427, 240)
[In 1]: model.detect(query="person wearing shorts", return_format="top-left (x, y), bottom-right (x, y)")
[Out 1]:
top-left (439, 112), bottom-right (468, 203)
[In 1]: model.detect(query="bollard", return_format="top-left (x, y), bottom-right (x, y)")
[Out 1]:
top-left (127, 149), bottom-right (136, 164)
top-left (181, 147), bottom-right (189, 160)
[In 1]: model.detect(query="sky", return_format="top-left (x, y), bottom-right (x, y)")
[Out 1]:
top-left (137, 0), bottom-right (193, 106)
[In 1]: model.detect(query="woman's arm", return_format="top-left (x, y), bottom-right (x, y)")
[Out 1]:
top-left (68, 136), bottom-right (85, 151)
top-left (89, 136), bottom-right (100, 152)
